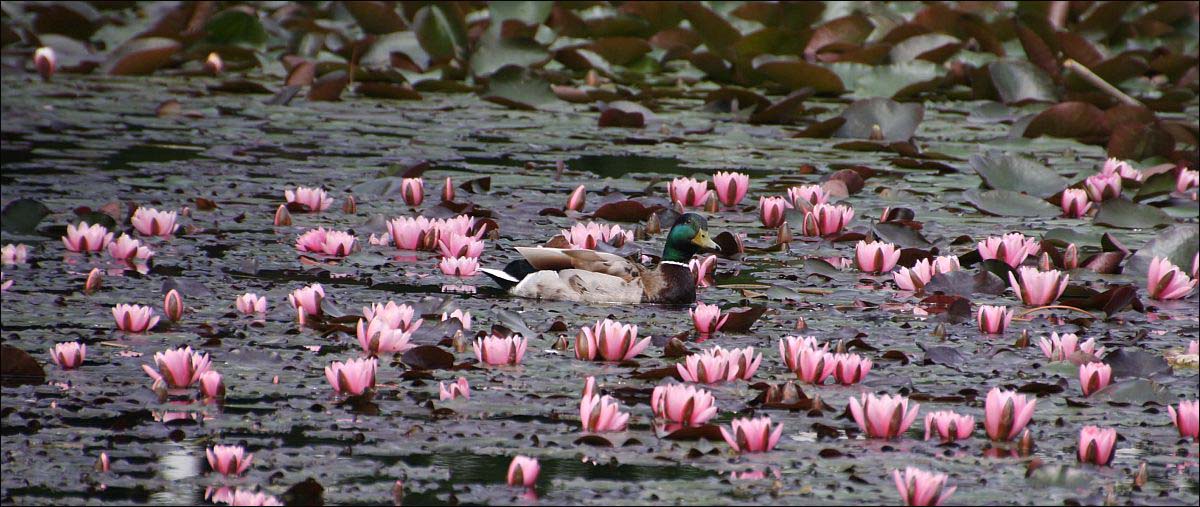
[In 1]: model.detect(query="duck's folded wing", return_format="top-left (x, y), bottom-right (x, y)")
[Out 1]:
top-left (511, 269), bottom-right (642, 304)
top-left (515, 247), bottom-right (639, 281)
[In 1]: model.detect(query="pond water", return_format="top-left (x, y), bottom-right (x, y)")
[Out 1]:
top-left (1, 71), bottom-right (1197, 506)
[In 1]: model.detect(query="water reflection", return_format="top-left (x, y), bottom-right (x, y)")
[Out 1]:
top-left (150, 445), bottom-right (201, 505)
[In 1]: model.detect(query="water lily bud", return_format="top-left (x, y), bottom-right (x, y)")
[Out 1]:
top-left (95, 452), bottom-right (110, 472)
top-left (565, 185), bottom-right (585, 212)
top-left (342, 194), bottom-right (357, 214)
top-left (870, 124), bottom-right (883, 141)
top-left (704, 191), bottom-right (719, 213)
top-left (1018, 429), bottom-right (1035, 456)
top-left (777, 222), bottom-right (792, 245)
top-left (1038, 252), bottom-right (1052, 271)
top-left (204, 52), bottom-right (223, 75)
top-left (1014, 329), bottom-right (1029, 348)
top-left (393, 480), bottom-right (404, 506)
top-left (442, 177), bottom-right (455, 202)
top-left (1063, 243), bottom-right (1078, 270)
top-left (34, 47), bottom-right (56, 81)
top-left (84, 268), bottom-right (103, 294)
top-left (645, 213), bottom-right (661, 235)
top-left (553, 335), bottom-right (569, 351)
top-left (164, 289), bottom-right (184, 322)
top-left (452, 331), bottom-right (468, 353)
top-left (794, 317), bottom-right (807, 331)
top-left (274, 204), bottom-right (292, 226)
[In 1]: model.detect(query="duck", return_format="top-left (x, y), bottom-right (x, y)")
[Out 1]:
top-left (480, 213), bottom-right (719, 304)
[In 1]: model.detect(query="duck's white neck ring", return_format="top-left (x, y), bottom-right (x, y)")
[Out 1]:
top-left (660, 261), bottom-right (690, 268)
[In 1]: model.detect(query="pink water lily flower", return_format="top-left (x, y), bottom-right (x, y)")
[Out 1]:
top-left (62, 222), bottom-right (113, 253)
top-left (439, 377), bottom-right (470, 401)
top-left (924, 411), bottom-right (975, 443)
top-left (386, 216), bottom-right (433, 250)
top-left (1167, 400), bottom-right (1199, 440)
top-left (893, 467), bottom-right (956, 506)
top-left (438, 233), bottom-right (484, 258)
top-left (474, 335), bottom-right (527, 366)
top-left (849, 393), bottom-right (920, 439)
top-left (561, 222), bottom-right (633, 249)
top-left (325, 357), bottom-right (377, 395)
top-left (1079, 362), bottom-right (1112, 396)
top-left (580, 393), bottom-right (630, 432)
top-left (893, 259), bottom-right (937, 291)
top-left (758, 196), bottom-right (790, 228)
top-left (401, 177), bottom-right (424, 206)
top-left (976, 305), bottom-right (1012, 334)
top-left (1008, 266), bottom-right (1068, 305)
top-left (363, 301), bottom-right (422, 333)
top-left (1146, 256), bottom-right (1196, 300)
top-left (206, 445), bottom-right (253, 476)
top-left (441, 309), bottom-right (471, 330)
top-left (1101, 157), bottom-right (1141, 181)
top-left (574, 319), bottom-right (650, 362)
top-left (801, 203), bottom-right (854, 236)
top-left (1191, 340), bottom-right (1199, 355)
top-left (142, 346), bottom-right (212, 388)
top-left (713, 171), bottom-right (749, 207)
top-left (855, 240), bottom-right (901, 274)
top-left (107, 234), bottom-right (154, 261)
top-left (669, 177), bottom-right (710, 207)
top-left (1077, 426), bottom-right (1117, 466)
top-left (49, 342), bottom-right (86, 370)
top-left (296, 227), bottom-right (356, 256)
top-left (439, 256), bottom-right (478, 276)
top-left (714, 346), bottom-right (761, 380)
top-left (430, 215), bottom-right (480, 242)
top-left (1060, 188), bottom-right (1091, 218)
top-left (720, 416), bottom-right (783, 453)
top-left (1177, 168), bottom-right (1199, 193)
top-left (288, 284), bottom-right (324, 317)
top-left (1193, 253), bottom-right (1199, 279)
top-left (1085, 172), bottom-right (1122, 201)
top-left (199, 370), bottom-right (224, 398)
top-left (933, 255), bottom-right (961, 273)
top-left (34, 46), bottom-right (55, 81)
top-left (984, 387), bottom-right (1036, 441)
top-left (113, 304), bottom-right (160, 333)
top-left (689, 255), bottom-right (717, 288)
top-left (677, 349), bottom-right (740, 384)
top-left (1, 272), bottom-right (10, 292)
top-left (830, 353), bottom-right (872, 385)
top-left (977, 233), bottom-right (1039, 268)
top-left (650, 383), bottom-right (717, 426)
top-left (788, 184), bottom-right (828, 208)
top-left (209, 489), bottom-right (280, 506)
top-left (131, 207), bottom-right (179, 237)
top-left (1, 244), bottom-right (29, 265)
top-left (779, 336), bottom-right (834, 384)
top-left (689, 302), bottom-right (728, 336)
top-left (356, 318), bottom-right (415, 355)
top-left (506, 456), bottom-right (539, 488)
top-left (285, 186), bottom-right (332, 212)
top-left (565, 184), bottom-right (586, 211)
top-left (1037, 332), bottom-right (1105, 361)
top-left (236, 293), bottom-right (267, 314)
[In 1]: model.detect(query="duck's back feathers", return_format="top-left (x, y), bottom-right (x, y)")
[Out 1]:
top-left (515, 247), bottom-right (637, 278)
top-left (510, 269), bottom-right (642, 304)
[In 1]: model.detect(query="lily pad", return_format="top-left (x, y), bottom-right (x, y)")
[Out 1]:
top-left (753, 58), bottom-right (845, 94)
top-left (963, 189), bottom-right (1060, 217)
top-left (0, 198), bottom-right (51, 234)
top-left (103, 37), bottom-right (181, 76)
top-left (833, 98), bottom-right (924, 141)
top-left (205, 9), bottom-right (267, 46)
top-left (1124, 224), bottom-right (1199, 277)
top-left (482, 66), bottom-right (557, 110)
top-left (1092, 199), bottom-right (1172, 229)
top-left (969, 152), bottom-right (1067, 198)
top-left (413, 4), bottom-right (468, 62)
top-left (988, 59), bottom-right (1057, 104)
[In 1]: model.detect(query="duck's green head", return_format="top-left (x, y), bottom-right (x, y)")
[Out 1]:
top-left (662, 213), bottom-right (718, 262)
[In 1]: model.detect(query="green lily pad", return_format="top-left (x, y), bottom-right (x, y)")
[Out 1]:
top-left (470, 33), bottom-right (550, 77)
top-left (1124, 224), bottom-right (1199, 277)
top-left (482, 66), bottom-right (557, 110)
top-left (828, 61), bottom-right (942, 99)
top-left (889, 33), bottom-right (961, 63)
top-left (1134, 170), bottom-right (1180, 202)
top-left (0, 199), bottom-right (51, 234)
top-left (490, 1), bottom-right (553, 27)
top-left (834, 97), bottom-right (924, 141)
top-left (413, 4), bottom-right (468, 62)
top-left (969, 152), bottom-right (1067, 198)
top-left (963, 189), bottom-right (1059, 217)
top-left (1092, 199), bottom-right (1173, 229)
top-left (205, 9), bottom-right (267, 46)
top-left (988, 59), bottom-right (1056, 104)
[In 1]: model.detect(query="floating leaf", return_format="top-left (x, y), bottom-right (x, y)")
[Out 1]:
top-left (753, 58), bottom-right (845, 94)
top-left (401, 345), bottom-right (455, 371)
top-left (969, 152), bottom-right (1067, 198)
top-left (963, 189), bottom-right (1059, 217)
top-left (344, 1), bottom-right (408, 34)
top-left (413, 4), bottom-right (468, 62)
top-left (482, 65), bottom-right (557, 110)
top-left (1, 198), bottom-right (51, 234)
top-left (828, 61), bottom-right (942, 98)
top-left (834, 98), bottom-right (924, 141)
top-left (0, 345), bottom-right (44, 388)
top-left (1124, 224), bottom-right (1198, 277)
top-left (103, 37), bottom-right (181, 76)
top-left (1022, 102), bottom-right (1109, 143)
top-left (988, 59), bottom-right (1056, 104)
top-left (470, 33), bottom-right (550, 77)
top-left (205, 9), bottom-right (267, 46)
top-left (490, 1), bottom-right (553, 27)
top-left (1092, 199), bottom-right (1172, 229)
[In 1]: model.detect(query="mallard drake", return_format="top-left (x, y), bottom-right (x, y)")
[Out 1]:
top-left (480, 213), bottom-right (719, 304)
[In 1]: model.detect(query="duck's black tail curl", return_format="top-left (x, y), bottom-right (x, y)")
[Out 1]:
top-left (480, 259), bottom-right (537, 290)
